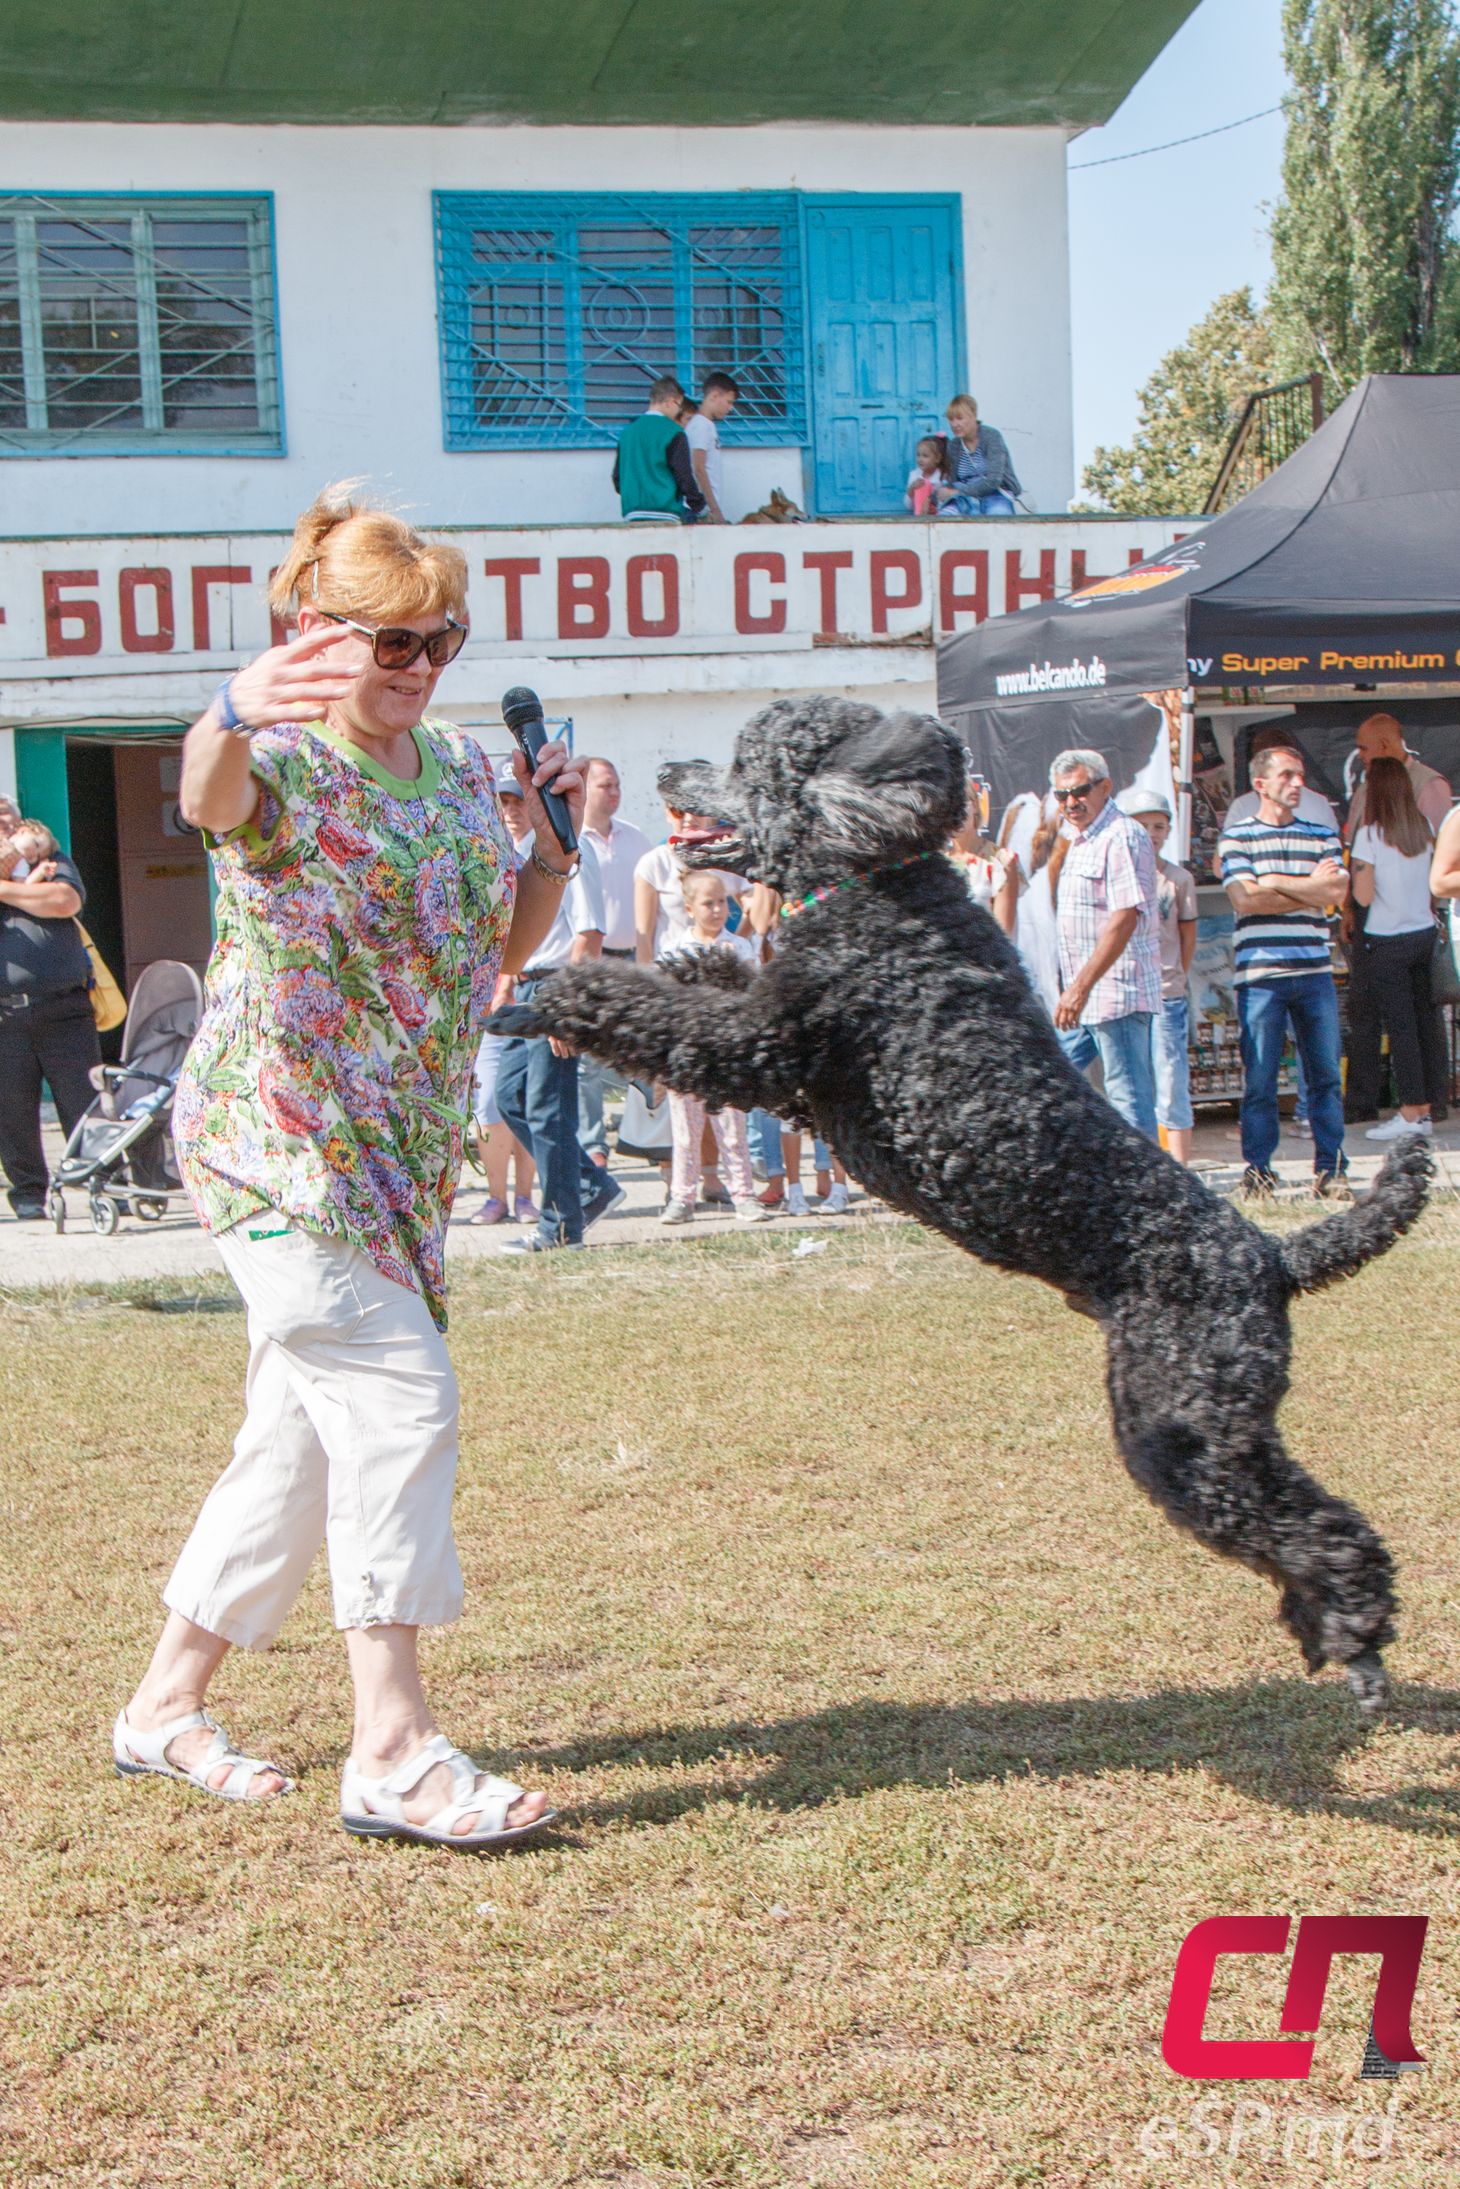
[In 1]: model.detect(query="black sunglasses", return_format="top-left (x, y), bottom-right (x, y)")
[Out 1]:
top-left (1052, 780), bottom-right (1097, 802)
top-left (320, 610), bottom-right (468, 670)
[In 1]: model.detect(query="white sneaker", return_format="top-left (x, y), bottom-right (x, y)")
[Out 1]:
top-left (734, 1197), bottom-right (774, 1223)
top-left (658, 1198), bottom-right (696, 1225)
top-left (1365, 1113), bottom-right (1433, 1140)
top-left (822, 1181), bottom-right (851, 1214)
top-left (784, 1183), bottom-right (810, 1217)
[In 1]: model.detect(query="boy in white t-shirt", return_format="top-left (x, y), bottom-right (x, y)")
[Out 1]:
top-left (683, 372), bottom-right (739, 524)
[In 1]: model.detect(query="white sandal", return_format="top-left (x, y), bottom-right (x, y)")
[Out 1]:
top-left (112, 1707), bottom-right (295, 1801)
top-left (340, 1732), bottom-right (555, 1850)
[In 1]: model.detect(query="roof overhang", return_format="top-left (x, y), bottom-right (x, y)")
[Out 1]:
top-left (0, 1), bottom-right (1202, 129)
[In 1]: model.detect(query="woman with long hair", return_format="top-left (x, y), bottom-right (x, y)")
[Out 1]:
top-left (113, 485), bottom-right (585, 1849)
top-left (1351, 755), bottom-right (1445, 1140)
top-left (997, 790), bottom-right (1063, 1012)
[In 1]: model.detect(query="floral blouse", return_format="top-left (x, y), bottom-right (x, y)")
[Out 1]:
top-left (173, 717), bottom-right (516, 1328)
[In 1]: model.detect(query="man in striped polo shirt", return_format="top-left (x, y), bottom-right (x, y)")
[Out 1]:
top-left (1219, 743), bottom-right (1350, 1197)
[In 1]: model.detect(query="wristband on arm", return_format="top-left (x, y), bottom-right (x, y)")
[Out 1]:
top-left (212, 677), bottom-right (254, 738)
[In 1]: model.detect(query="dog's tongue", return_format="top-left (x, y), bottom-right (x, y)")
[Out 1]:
top-left (669, 827), bottom-right (732, 848)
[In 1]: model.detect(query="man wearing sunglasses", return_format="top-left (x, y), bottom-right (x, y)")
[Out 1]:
top-left (1049, 747), bottom-right (1162, 1140)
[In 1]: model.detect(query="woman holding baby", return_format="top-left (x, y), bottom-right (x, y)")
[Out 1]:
top-left (0, 797), bottom-right (99, 1220)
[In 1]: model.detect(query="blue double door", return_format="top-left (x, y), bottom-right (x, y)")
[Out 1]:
top-left (803, 195), bottom-right (964, 516)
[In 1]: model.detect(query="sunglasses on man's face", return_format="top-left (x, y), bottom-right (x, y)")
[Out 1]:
top-left (320, 611), bottom-right (468, 671)
top-left (1053, 780), bottom-right (1096, 803)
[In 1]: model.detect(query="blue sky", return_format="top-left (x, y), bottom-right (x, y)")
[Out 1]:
top-left (1068, 0), bottom-right (1287, 485)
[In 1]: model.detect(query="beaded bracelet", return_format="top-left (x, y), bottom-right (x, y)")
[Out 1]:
top-left (530, 844), bottom-right (579, 886)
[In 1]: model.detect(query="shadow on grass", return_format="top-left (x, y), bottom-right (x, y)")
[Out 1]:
top-left (510, 1679), bottom-right (1460, 1839)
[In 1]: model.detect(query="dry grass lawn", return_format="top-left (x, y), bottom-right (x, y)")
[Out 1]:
top-left (2, 1207), bottom-right (1459, 2187)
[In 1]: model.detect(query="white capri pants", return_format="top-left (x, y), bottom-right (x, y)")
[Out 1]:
top-left (164, 1221), bottom-right (463, 1651)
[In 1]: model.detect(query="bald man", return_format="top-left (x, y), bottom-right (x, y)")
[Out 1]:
top-left (1344, 713), bottom-right (1451, 840)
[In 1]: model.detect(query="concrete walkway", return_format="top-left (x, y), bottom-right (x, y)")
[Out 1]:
top-left (7, 1111), bottom-right (1458, 1287)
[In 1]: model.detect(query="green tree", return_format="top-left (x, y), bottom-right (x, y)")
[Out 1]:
top-left (1269, 0), bottom-right (1460, 394)
top-left (1080, 288), bottom-right (1275, 514)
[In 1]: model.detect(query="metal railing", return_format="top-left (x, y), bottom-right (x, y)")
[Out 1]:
top-left (1203, 372), bottom-right (1324, 514)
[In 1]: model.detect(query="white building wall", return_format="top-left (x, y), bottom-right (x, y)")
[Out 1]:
top-left (0, 120), bottom-right (1074, 537)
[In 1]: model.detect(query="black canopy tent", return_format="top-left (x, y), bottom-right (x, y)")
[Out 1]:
top-left (936, 374), bottom-right (1460, 1112)
top-left (937, 373), bottom-right (1460, 842)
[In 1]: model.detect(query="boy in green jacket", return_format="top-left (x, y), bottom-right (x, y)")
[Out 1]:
top-left (613, 376), bottom-right (706, 521)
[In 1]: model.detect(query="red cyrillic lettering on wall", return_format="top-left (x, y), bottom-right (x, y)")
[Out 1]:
top-left (43, 570), bottom-right (102, 657)
top-left (734, 551), bottom-right (787, 635)
top-left (119, 568), bottom-right (175, 654)
top-left (484, 557), bottom-right (541, 642)
top-left (1005, 549), bottom-right (1057, 611)
top-left (625, 554), bottom-right (680, 639)
top-left (191, 564), bottom-right (251, 650)
top-left (869, 550), bottom-right (923, 634)
top-left (802, 550), bottom-right (854, 638)
top-left (557, 557), bottom-right (611, 640)
top-left (938, 550), bottom-right (989, 631)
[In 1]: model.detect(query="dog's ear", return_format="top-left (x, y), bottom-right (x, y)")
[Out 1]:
top-left (658, 758), bottom-right (729, 814)
top-left (803, 772), bottom-right (950, 857)
top-left (803, 711), bottom-right (966, 856)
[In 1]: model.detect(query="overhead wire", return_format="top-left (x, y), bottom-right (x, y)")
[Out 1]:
top-left (1069, 105), bottom-right (1282, 171)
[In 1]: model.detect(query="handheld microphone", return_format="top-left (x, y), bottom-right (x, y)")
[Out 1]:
top-left (500, 685), bottom-right (578, 857)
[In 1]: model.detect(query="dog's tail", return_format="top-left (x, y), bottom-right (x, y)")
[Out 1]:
top-left (1278, 1140), bottom-right (1433, 1295)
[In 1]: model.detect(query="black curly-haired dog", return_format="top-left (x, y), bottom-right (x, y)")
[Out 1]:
top-left (493, 696), bottom-right (1432, 1711)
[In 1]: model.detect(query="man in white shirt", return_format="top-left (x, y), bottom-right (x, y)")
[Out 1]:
top-left (579, 758), bottom-right (650, 952)
top-left (496, 839), bottom-right (626, 1253)
top-left (684, 371), bottom-right (739, 525)
top-left (576, 756), bottom-right (650, 1162)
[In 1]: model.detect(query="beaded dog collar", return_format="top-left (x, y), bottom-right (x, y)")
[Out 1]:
top-left (778, 847), bottom-right (938, 921)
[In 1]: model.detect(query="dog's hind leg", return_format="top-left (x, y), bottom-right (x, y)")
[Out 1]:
top-left (1111, 1405), bottom-right (1397, 1715)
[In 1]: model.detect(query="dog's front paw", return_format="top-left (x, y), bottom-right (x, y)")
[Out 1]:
top-left (484, 1003), bottom-right (545, 1038)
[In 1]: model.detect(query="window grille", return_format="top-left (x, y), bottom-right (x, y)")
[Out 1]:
top-left (435, 192), bottom-right (805, 448)
top-left (0, 194), bottom-right (283, 455)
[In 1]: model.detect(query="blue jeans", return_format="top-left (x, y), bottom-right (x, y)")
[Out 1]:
top-left (751, 1108), bottom-right (785, 1177)
top-left (1153, 996), bottom-right (1194, 1131)
top-left (1059, 1011), bottom-right (1159, 1140)
top-left (495, 983), bottom-right (607, 1245)
top-left (576, 1056), bottom-right (626, 1158)
top-left (944, 489), bottom-right (1016, 517)
top-left (1236, 973), bottom-right (1345, 1177)
top-left (751, 1110), bottom-right (832, 1177)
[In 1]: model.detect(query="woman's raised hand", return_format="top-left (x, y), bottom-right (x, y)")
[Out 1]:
top-left (225, 624), bottom-right (363, 730)
top-left (512, 738), bottom-right (587, 859)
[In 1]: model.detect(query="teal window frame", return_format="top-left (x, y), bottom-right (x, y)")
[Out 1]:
top-left (0, 190), bottom-right (285, 457)
top-left (434, 190), bottom-right (806, 449)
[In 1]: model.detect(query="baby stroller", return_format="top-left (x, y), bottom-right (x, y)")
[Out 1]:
top-left (48, 960), bottom-right (205, 1236)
